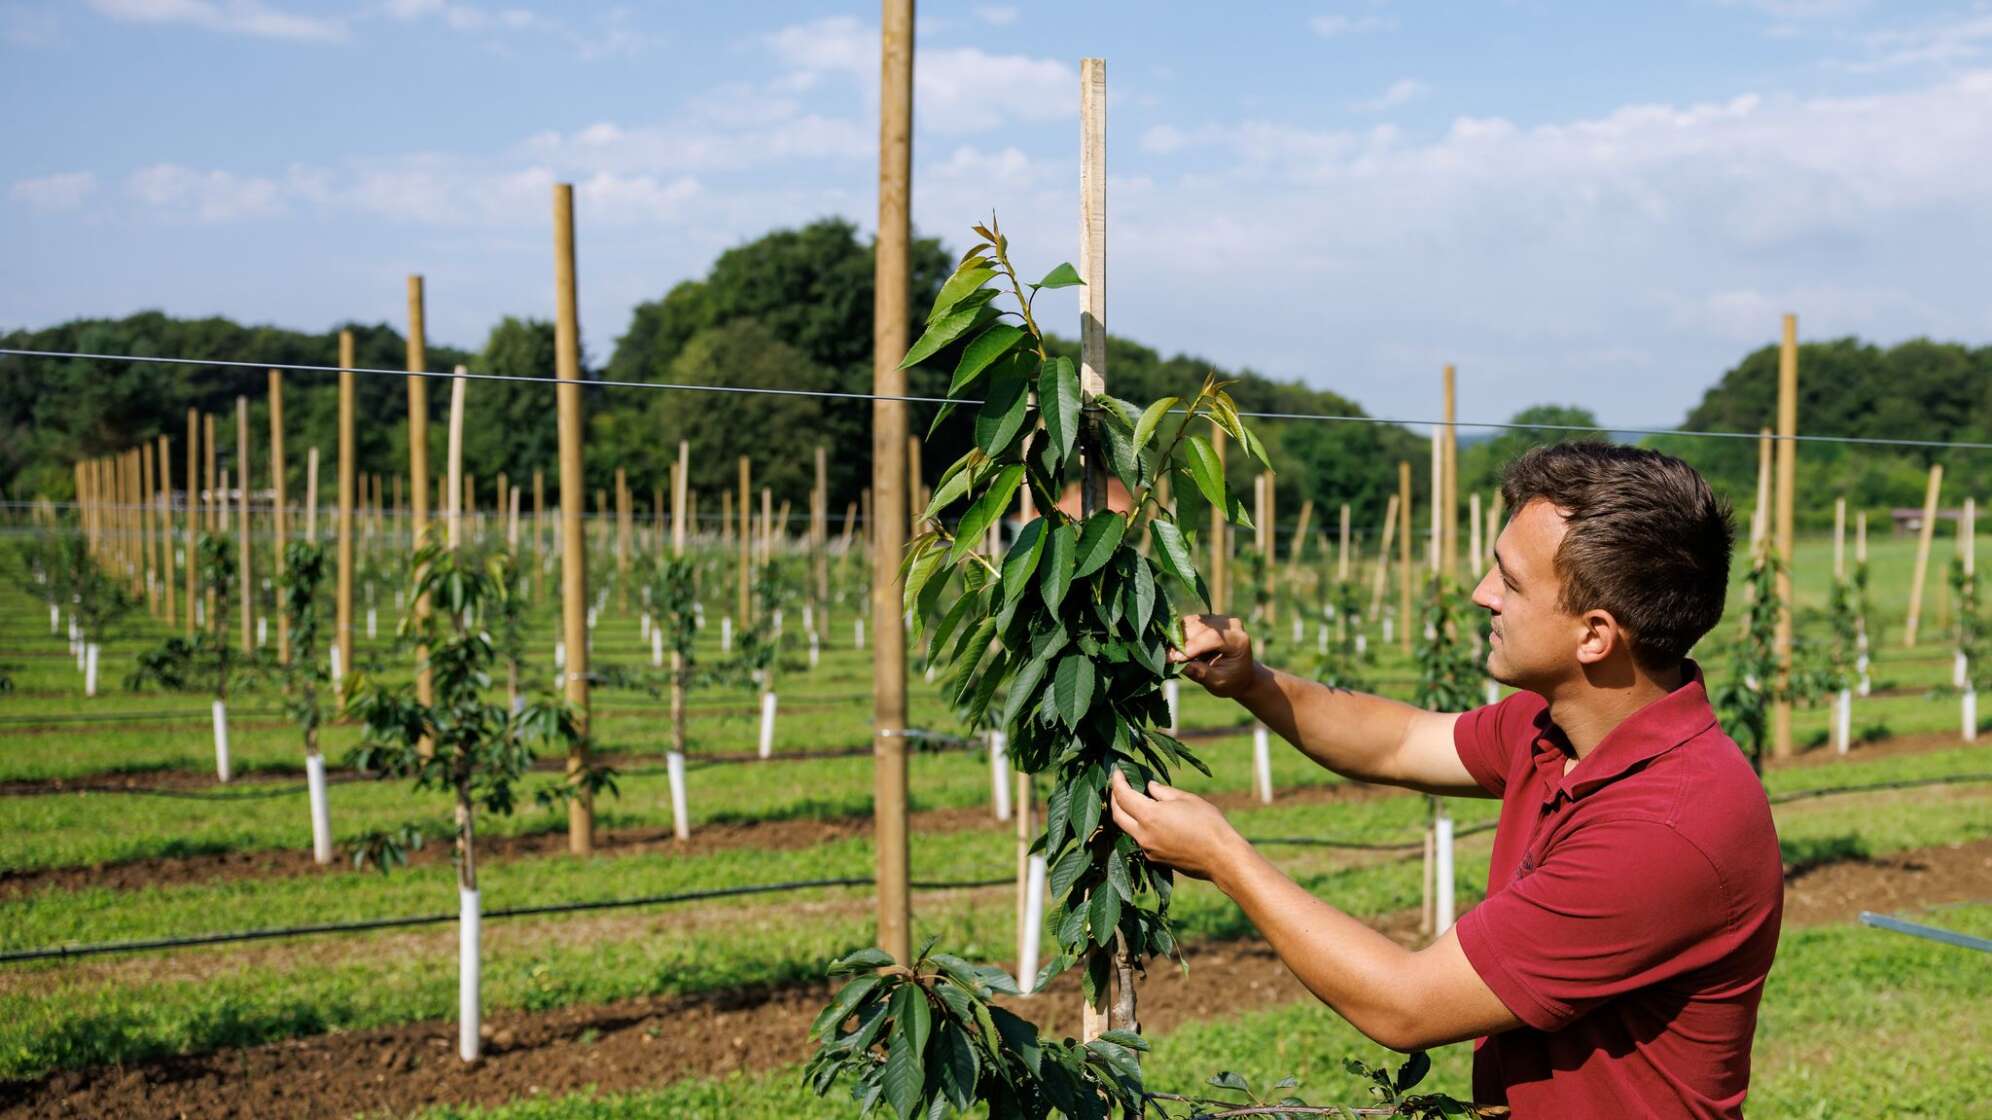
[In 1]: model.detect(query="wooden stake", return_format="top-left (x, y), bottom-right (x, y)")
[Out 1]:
top-left (553, 183), bottom-right (594, 853)
top-left (1338, 502), bottom-right (1352, 583)
top-left (873, 0), bottom-right (914, 966)
top-left (737, 456), bottom-right (752, 625)
top-left (1442, 364), bottom-right (1458, 579)
top-left (671, 440), bottom-right (689, 763)
top-left (336, 331), bottom-right (357, 686)
top-left (159, 433), bottom-right (177, 629)
top-left (1209, 427), bottom-right (1228, 613)
top-left (1398, 461), bottom-right (1413, 652)
top-left (1076, 53), bottom-right (1130, 1042)
top-left (1833, 496), bottom-right (1846, 583)
top-left (236, 395), bottom-right (254, 655)
top-left (140, 440), bottom-right (158, 617)
top-left (814, 445), bottom-right (830, 627)
top-left (532, 470), bottom-right (545, 601)
top-left (270, 371), bottom-right (290, 664)
top-left (1369, 494), bottom-right (1398, 621)
top-left (1905, 463), bottom-right (1943, 648)
top-left (447, 372), bottom-right (466, 549)
top-left (1288, 498), bottom-right (1314, 573)
top-left (907, 436), bottom-right (924, 537)
top-left (1772, 314), bottom-right (1798, 758)
top-left (306, 447), bottom-right (319, 541)
top-left (615, 466), bottom-right (630, 599)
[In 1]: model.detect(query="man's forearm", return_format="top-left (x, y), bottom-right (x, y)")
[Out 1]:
top-left (1234, 662), bottom-right (1427, 785)
top-left (1209, 834), bottom-right (1424, 1050)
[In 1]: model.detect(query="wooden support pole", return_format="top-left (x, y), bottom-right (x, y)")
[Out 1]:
top-left (671, 440), bottom-right (689, 762)
top-left (1209, 427), bottom-right (1228, 613)
top-left (204, 411), bottom-right (218, 623)
top-left (160, 433), bottom-right (177, 629)
top-left (1833, 496), bottom-right (1846, 583)
top-left (140, 440), bottom-right (158, 616)
top-left (236, 395), bottom-right (254, 655)
top-left (872, 0), bottom-right (914, 967)
top-left (532, 470), bottom-right (545, 601)
top-left (552, 183), bottom-right (594, 854)
top-left (1259, 472), bottom-right (1276, 626)
top-left (306, 447), bottom-right (319, 541)
top-left (814, 444), bottom-right (830, 628)
top-left (336, 330), bottom-right (357, 686)
top-left (1369, 494), bottom-right (1398, 620)
top-left (1442, 364), bottom-right (1458, 579)
top-left (447, 374), bottom-right (466, 549)
top-left (1076, 53), bottom-right (1129, 1041)
top-left (1337, 502), bottom-right (1352, 583)
top-left (1398, 461), bottom-right (1413, 652)
top-left (1287, 498), bottom-right (1314, 573)
top-left (737, 456), bottom-right (752, 624)
top-left (1772, 314), bottom-right (1798, 758)
top-left (1905, 463), bottom-right (1943, 648)
top-left (615, 466), bottom-right (630, 600)
top-left (270, 371), bottom-right (290, 664)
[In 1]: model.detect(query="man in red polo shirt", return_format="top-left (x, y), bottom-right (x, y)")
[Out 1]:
top-left (1109, 443), bottom-right (1783, 1118)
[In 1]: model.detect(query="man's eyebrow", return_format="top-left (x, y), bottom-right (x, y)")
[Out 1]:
top-left (1493, 548), bottom-right (1516, 582)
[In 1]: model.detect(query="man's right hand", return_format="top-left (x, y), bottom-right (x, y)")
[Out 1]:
top-left (1170, 613), bottom-right (1259, 699)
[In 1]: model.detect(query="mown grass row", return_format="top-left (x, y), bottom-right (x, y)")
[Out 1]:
top-left (2, 760), bottom-right (1987, 1083)
top-left (412, 902), bottom-right (1992, 1120)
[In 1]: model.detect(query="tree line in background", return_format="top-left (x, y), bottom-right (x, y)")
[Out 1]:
top-left (6, 216), bottom-right (1989, 534)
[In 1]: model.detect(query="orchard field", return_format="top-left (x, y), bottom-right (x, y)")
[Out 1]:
top-left (1, 512), bottom-right (1989, 1119)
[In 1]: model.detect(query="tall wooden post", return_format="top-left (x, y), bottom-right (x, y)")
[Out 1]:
top-left (204, 411), bottom-right (219, 623)
top-left (615, 466), bottom-right (631, 603)
top-left (336, 331), bottom-right (357, 686)
top-left (1442, 364), bottom-right (1458, 579)
top-left (1398, 461), bottom-right (1413, 652)
top-left (552, 183), bottom-right (594, 853)
top-left (139, 441), bottom-right (158, 617)
top-left (1369, 494), bottom-right (1397, 620)
top-left (159, 434), bottom-right (177, 628)
top-left (1771, 315), bottom-right (1798, 757)
top-left (236, 395), bottom-right (255, 655)
top-left (407, 275), bottom-right (435, 709)
top-left (737, 456), bottom-right (752, 625)
top-left (185, 410), bottom-right (198, 633)
top-left (672, 440), bottom-right (690, 760)
top-left (532, 470), bottom-right (545, 601)
top-left (872, 0), bottom-right (914, 966)
top-left (1905, 464), bottom-right (1943, 648)
top-left (270, 371), bottom-right (290, 663)
top-left (814, 444), bottom-right (830, 631)
top-left (1076, 53), bottom-right (1133, 1040)
top-left (1209, 427), bottom-right (1228, 613)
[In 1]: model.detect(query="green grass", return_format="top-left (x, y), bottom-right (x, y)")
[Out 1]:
top-left (412, 905), bottom-right (1992, 1120)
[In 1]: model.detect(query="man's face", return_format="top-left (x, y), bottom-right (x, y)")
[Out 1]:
top-left (1470, 499), bottom-right (1581, 691)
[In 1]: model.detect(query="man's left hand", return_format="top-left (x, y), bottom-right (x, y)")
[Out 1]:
top-left (1108, 768), bottom-right (1244, 882)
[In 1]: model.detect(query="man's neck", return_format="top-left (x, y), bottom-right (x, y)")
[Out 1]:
top-left (1544, 661), bottom-right (1685, 760)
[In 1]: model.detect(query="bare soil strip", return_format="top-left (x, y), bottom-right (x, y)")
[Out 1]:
top-left (6, 835), bottom-right (1988, 1120)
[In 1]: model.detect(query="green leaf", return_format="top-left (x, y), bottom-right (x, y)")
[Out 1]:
top-left (1129, 558), bottom-right (1156, 631)
top-left (939, 1021), bottom-right (978, 1110)
top-left (1095, 1029), bottom-right (1149, 1052)
top-left (1052, 653), bottom-right (1095, 729)
top-left (883, 1022), bottom-right (925, 1120)
top-left (1041, 356), bottom-right (1081, 466)
top-left (893, 982), bottom-right (932, 1054)
top-left (1209, 1071), bottom-right (1251, 1092)
top-left (1072, 512), bottom-right (1126, 580)
top-left (1180, 434), bottom-right (1228, 512)
top-left (950, 324), bottom-right (1027, 397)
top-left (1132, 397), bottom-right (1177, 456)
top-left (811, 975), bottom-right (883, 1040)
top-left (948, 464), bottom-right (1025, 565)
top-left (973, 354), bottom-right (1032, 457)
top-left (990, 1007), bottom-right (1043, 1076)
top-left (1000, 651), bottom-right (1049, 730)
top-left (1239, 420), bottom-right (1275, 473)
top-left (1034, 262), bottom-right (1085, 289)
top-left (1001, 517), bottom-right (1046, 606)
top-left (902, 543), bottom-right (947, 621)
top-left (829, 947), bottom-right (896, 974)
top-left (929, 265), bottom-right (996, 323)
top-left (902, 299), bottom-right (998, 370)
top-left (1048, 843), bottom-right (1088, 901)
top-left (922, 458), bottom-right (975, 520)
top-left (1039, 522), bottom-right (1076, 611)
top-left (1148, 519), bottom-right (1200, 598)
top-left (1394, 1050), bottom-right (1432, 1093)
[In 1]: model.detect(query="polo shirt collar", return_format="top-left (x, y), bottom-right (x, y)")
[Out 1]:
top-left (1527, 660), bottom-right (1718, 803)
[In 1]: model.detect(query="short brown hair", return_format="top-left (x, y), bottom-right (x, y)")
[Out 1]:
top-left (1501, 443), bottom-right (1734, 670)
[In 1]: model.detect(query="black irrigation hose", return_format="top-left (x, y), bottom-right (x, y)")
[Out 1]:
top-left (1764, 771), bottom-right (1992, 805)
top-left (1247, 820), bottom-right (1500, 851)
top-left (0, 875), bottom-right (1013, 964)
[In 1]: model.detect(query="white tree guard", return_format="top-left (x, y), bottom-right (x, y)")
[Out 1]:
top-left (211, 699), bottom-right (232, 783)
top-left (758, 691), bottom-right (778, 758)
top-left (989, 730), bottom-right (1011, 821)
top-left (1017, 853), bottom-right (1048, 995)
top-left (666, 751), bottom-right (690, 840)
top-left (1434, 803), bottom-right (1455, 933)
top-left (459, 887), bottom-right (481, 1062)
top-left (84, 643), bottom-right (99, 697)
top-left (305, 753), bottom-right (333, 864)
top-left (1252, 724), bottom-right (1274, 804)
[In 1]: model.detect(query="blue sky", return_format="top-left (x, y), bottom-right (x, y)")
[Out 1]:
top-left (5, 1), bottom-right (1991, 430)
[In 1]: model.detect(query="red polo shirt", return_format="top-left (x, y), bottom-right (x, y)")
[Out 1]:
top-left (1451, 664), bottom-right (1783, 1119)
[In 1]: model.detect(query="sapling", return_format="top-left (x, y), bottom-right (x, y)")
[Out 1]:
top-left (1412, 575), bottom-right (1481, 934)
top-left (344, 540), bottom-right (586, 1062)
top-left (279, 538), bottom-right (334, 862)
top-left (653, 552), bottom-right (699, 838)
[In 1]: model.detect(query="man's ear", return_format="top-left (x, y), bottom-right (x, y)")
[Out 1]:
top-left (1574, 609), bottom-right (1621, 666)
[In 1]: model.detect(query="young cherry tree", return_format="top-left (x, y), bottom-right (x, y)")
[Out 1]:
top-left (344, 539), bottom-right (584, 1062)
top-left (278, 538), bottom-right (334, 863)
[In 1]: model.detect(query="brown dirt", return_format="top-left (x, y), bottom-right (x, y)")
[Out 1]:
top-left (0, 765), bottom-right (1382, 899)
top-left (6, 834), bottom-right (1987, 1120)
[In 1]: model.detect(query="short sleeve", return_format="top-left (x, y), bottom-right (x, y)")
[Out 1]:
top-left (1455, 819), bottom-right (1732, 1033)
top-left (1451, 690), bottom-right (1544, 799)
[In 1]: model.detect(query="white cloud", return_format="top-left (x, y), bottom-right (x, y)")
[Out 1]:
top-left (973, 5), bottom-right (1018, 26)
top-left (1309, 13), bottom-right (1394, 38)
top-left (1841, 11), bottom-right (1992, 73)
top-left (12, 172), bottom-right (96, 211)
top-left (1353, 78), bottom-right (1428, 112)
top-left (126, 164), bottom-right (284, 220)
top-left (764, 15), bottom-right (1075, 134)
top-left (86, 0), bottom-right (346, 42)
